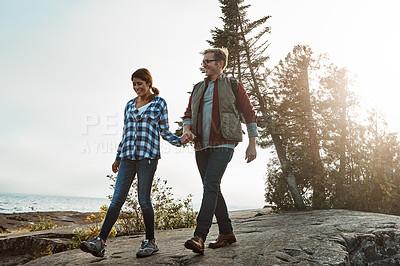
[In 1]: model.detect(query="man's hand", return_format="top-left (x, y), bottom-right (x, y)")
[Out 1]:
top-left (183, 124), bottom-right (196, 142)
top-left (245, 136), bottom-right (257, 163)
top-left (180, 134), bottom-right (190, 144)
top-left (112, 161), bottom-right (120, 173)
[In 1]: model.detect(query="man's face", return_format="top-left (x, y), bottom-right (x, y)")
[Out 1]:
top-left (202, 52), bottom-right (222, 80)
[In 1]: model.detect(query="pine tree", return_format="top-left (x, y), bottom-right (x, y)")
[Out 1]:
top-left (317, 64), bottom-right (355, 208)
top-left (208, 0), bottom-right (305, 210)
top-left (361, 110), bottom-right (400, 213)
top-left (267, 45), bottom-right (328, 208)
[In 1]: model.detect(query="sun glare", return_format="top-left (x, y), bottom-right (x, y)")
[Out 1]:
top-left (337, 3), bottom-right (400, 132)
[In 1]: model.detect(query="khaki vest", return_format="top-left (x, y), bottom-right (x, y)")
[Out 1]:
top-left (191, 74), bottom-right (243, 142)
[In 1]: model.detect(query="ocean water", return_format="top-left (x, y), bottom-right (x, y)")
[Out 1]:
top-left (0, 193), bottom-right (110, 214)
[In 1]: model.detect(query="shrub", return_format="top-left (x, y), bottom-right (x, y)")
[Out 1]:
top-left (106, 174), bottom-right (197, 236)
top-left (33, 245), bottom-right (53, 260)
top-left (70, 207), bottom-right (116, 249)
top-left (29, 213), bottom-right (58, 231)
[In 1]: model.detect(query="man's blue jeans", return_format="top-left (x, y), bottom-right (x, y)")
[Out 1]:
top-left (99, 158), bottom-right (158, 241)
top-left (194, 148), bottom-right (234, 241)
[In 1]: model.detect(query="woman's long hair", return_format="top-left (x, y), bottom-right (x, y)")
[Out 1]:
top-left (131, 68), bottom-right (159, 101)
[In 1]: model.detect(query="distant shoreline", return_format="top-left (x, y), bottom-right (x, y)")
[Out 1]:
top-left (0, 193), bottom-right (110, 214)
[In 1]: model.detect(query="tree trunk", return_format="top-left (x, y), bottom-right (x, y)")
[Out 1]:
top-left (269, 124), bottom-right (306, 209)
top-left (234, 3), bottom-right (306, 210)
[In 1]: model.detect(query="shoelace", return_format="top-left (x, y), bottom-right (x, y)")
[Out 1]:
top-left (92, 238), bottom-right (106, 248)
top-left (140, 239), bottom-right (156, 249)
top-left (141, 240), bottom-right (149, 249)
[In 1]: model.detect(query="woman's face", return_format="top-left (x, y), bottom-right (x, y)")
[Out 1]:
top-left (132, 77), bottom-right (151, 98)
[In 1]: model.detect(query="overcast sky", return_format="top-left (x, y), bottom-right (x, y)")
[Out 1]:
top-left (1, 0), bottom-right (399, 210)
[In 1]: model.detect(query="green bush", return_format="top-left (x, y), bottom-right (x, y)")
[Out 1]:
top-left (106, 174), bottom-right (197, 236)
top-left (71, 206), bottom-right (117, 249)
top-left (33, 245), bottom-right (53, 260)
top-left (29, 213), bottom-right (58, 231)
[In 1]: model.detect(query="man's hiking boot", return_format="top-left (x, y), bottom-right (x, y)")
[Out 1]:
top-left (136, 239), bottom-right (159, 258)
top-left (208, 231), bottom-right (236, 249)
top-left (184, 236), bottom-right (204, 255)
top-left (80, 237), bottom-right (105, 257)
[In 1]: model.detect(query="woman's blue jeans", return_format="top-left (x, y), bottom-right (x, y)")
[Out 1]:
top-left (99, 158), bottom-right (158, 241)
top-left (194, 148), bottom-right (234, 241)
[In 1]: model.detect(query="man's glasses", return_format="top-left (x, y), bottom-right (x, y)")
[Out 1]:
top-left (202, 59), bottom-right (218, 65)
top-left (133, 109), bottom-right (142, 122)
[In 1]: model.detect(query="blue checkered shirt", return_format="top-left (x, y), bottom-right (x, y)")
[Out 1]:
top-left (115, 95), bottom-right (181, 161)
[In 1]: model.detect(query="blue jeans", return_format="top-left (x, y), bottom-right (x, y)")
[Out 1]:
top-left (194, 148), bottom-right (234, 241)
top-left (99, 158), bottom-right (158, 241)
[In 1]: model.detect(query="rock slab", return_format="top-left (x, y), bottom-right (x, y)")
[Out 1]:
top-left (4, 209), bottom-right (400, 265)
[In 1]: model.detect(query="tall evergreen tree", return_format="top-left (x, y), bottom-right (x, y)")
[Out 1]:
top-left (296, 46), bottom-right (326, 208)
top-left (208, 0), bottom-right (306, 210)
top-left (317, 64), bottom-right (356, 208)
top-left (267, 45), bottom-right (328, 208)
top-left (360, 110), bottom-right (400, 213)
top-left (176, 0), bottom-right (400, 215)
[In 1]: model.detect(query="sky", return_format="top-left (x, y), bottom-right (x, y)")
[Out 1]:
top-left (1, 0), bottom-right (399, 211)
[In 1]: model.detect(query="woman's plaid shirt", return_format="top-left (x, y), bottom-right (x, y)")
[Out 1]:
top-left (115, 95), bottom-right (181, 161)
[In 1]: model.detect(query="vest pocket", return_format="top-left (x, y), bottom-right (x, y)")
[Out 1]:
top-left (221, 113), bottom-right (242, 141)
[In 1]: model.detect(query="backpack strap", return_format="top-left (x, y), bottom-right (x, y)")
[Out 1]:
top-left (229, 78), bottom-right (239, 110)
top-left (191, 81), bottom-right (203, 95)
top-left (229, 78), bottom-right (246, 124)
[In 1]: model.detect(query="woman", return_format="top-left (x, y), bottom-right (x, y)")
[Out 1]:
top-left (80, 68), bottom-right (188, 258)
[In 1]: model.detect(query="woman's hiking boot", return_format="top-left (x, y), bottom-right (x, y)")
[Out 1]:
top-left (136, 239), bottom-right (159, 258)
top-left (80, 237), bottom-right (106, 257)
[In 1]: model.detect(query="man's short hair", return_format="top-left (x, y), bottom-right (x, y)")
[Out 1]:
top-left (201, 48), bottom-right (229, 70)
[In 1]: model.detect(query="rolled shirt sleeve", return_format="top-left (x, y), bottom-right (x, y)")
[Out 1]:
top-left (246, 122), bottom-right (258, 137)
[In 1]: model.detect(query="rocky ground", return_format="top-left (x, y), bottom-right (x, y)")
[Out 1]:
top-left (2, 209), bottom-right (400, 265)
top-left (0, 211), bottom-right (92, 234)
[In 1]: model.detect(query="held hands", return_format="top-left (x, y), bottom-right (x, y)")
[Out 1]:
top-left (180, 130), bottom-right (196, 145)
top-left (180, 124), bottom-right (196, 145)
top-left (180, 134), bottom-right (189, 145)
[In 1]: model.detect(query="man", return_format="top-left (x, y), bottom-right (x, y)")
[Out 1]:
top-left (182, 48), bottom-right (258, 254)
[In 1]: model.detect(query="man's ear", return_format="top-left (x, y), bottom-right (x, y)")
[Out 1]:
top-left (218, 60), bottom-right (224, 69)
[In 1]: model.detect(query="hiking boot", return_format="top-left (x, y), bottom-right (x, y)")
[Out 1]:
top-left (136, 239), bottom-right (159, 258)
top-left (80, 237), bottom-right (106, 257)
top-left (208, 231), bottom-right (236, 249)
top-left (184, 236), bottom-right (204, 255)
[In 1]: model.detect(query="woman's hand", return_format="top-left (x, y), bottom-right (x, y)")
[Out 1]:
top-left (180, 134), bottom-right (189, 145)
top-left (112, 161), bottom-right (120, 173)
